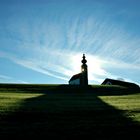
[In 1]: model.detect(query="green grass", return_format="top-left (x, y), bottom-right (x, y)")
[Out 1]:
top-left (99, 94), bottom-right (140, 122)
top-left (0, 92), bottom-right (140, 121)
top-left (0, 84), bottom-right (140, 138)
top-left (0, 93), bottom-right (42, 115)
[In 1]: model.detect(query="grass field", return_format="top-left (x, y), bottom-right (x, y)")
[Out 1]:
top-left (0, 84), bottom-right (140, 139)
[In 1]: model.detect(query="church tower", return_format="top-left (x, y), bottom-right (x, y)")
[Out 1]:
top-left (81, 54), bottom-right (88, 86)
top-left (68, 54), bottom-right (88, 86)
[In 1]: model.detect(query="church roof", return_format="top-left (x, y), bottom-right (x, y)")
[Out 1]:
top-left (102, 78), bottom-right (139, 88)
top-left (69, 73), bottom-right (82, 82)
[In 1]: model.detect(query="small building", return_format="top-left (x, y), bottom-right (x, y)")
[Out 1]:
top-left (102, 78), bottom-right (139, 88)
top-left (69, 54), bottom-right (88, 86)
top-left (69, 73), bottom-right (82, 85)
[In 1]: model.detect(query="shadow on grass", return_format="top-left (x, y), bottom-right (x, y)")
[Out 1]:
top-left (0, 85), bottom-right (140, 139)
top-left (54, 85), bottom-right (140, 96)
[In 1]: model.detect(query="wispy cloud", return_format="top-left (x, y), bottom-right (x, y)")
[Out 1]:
top-left (0, 74), bottom-right (11, 80)
top-left (1, 47), bottom-right (139, 85)
top-left (0, 50), bottom-right (69, 81)
top-left (0, 74), bottom-right (28, 83)
top-left (0, 2), bottom-right (140, 84)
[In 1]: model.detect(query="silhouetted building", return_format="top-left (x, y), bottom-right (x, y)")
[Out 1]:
top-left (102, 78), bottom-right (139, 88)
top-left (69, 54), bottom-right (88, 86)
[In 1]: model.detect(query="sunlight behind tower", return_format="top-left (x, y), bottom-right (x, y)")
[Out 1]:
top-left (70, 53), bottom-right (106, 84)
top-left (69, 54), bottom-right (88, 86)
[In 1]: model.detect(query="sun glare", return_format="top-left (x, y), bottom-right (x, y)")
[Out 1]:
top-left (70, 54), bottom-right (107, 82)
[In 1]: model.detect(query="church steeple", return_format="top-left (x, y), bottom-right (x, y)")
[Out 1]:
top-left (69, 54), bottom-right (88, 86)
top-left (81, 54), bottom-right (87, 64)
top-left (81, 54), bottom-right (88, 85)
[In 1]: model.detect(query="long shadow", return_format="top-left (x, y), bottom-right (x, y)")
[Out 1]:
top-left (0, 85), bottom-right (140, 139)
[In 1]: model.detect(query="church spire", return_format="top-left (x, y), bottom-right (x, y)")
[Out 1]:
top-left (81, 54), bottom-right (87, 64)
top-left (81, 54), bottom-right (88, 85)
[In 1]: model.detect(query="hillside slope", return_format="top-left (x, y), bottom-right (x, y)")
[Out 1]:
top-left (0, 84), bottom-right (140, 139)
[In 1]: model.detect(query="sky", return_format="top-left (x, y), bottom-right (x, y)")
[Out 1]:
top-left (0, 0), bottom-right (140, 85)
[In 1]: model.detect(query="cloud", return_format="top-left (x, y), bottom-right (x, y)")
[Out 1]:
top-left (0, 49), bottom-right (106, 83)
top-left (0, 74), bottom-right (28, 83)
top-left (0, 50), bottom-right (69, 81)
top-left (0, 74), bottom-right (11, 80)
top-left (0, 5), bottom-right (140, 84)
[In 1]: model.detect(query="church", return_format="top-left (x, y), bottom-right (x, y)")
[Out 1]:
top-left (69, 54), bottom-right (88, 86)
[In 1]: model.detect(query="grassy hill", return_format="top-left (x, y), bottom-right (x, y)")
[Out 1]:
top-left (0, 84), bottom-right (140, 139)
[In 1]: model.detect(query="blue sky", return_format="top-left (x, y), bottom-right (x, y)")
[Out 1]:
top-left (0, 0), bottom-right (140, 85)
